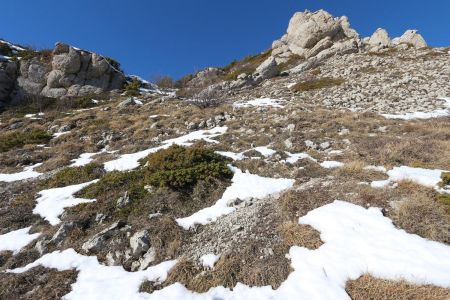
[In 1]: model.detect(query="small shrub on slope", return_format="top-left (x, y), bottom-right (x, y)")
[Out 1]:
top-left (45, 163), bottom-right (105, 188)
top-left (0, 128), bottom-right (52, 152)
top-left (144, 144), bottom-right (232, 190)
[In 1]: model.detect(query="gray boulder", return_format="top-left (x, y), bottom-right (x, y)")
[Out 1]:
top-left (252, 56), bottom-right (279, 83)
top-left (129, 230), bottom-right (151, 257)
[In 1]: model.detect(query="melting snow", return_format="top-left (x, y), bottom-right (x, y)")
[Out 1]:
top-left (33, 180), bottom-right (99, 225)
top-left (320, 160), bottom-right (344, 169)
top-left (9, 248), bottom-right (176, 300)
top-left (176, 166), bottom-right (294, 229)
top-left (24, 112), bottom-right (44, 119)
top-left (200, 253), bottom-right (220, 269)
top-left (12, 201), bottom-right (450, 299)
top-left (382, 97), bottom-right (450, 120)
top-left (233, 98), bottom-right (286, 108)
top-left (70, 152), bottom-right (99, 167)
top-left (284, 152), bottom-right (316, 164)
top-left (0, 227), bottom-right (40, 254)
top-left (53, 131), bottom-right (71, 138)
top-left (0, 163), bottom-right (42, 182)
top-left (104, 127), bottom-right (228, 172)
top-left (371, 166), bottom-right (449, 192)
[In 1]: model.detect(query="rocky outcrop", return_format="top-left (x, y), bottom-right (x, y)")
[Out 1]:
top-left (0, 60), bottom-right (17, 107)
top-left (393, 30), bottom-right (427, 49)
top-left (1, 41), bottom-right (126, 105)
top-left (272, 10), bottom-right (359, 62)
top-left (367, 28), bottom-right (392, 49)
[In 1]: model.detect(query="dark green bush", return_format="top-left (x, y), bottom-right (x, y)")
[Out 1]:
top-left (0, 128), bottom-right (52, 152)
top-left (144, 144), bottom-right (232, 189)
top-left (45, 163), bottom-right (105, 188)
top-left (79, 170), bottom-right (146, 199)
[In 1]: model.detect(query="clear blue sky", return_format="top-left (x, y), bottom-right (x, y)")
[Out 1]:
top-left (1, 1), bottom-right (449, 80)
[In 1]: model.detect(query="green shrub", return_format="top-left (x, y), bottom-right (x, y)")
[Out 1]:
top-left (144, 144), bottom-right (232, 189)
top-left (124, 79), bottom-right (141, 96)
top-left (45, 163), bottom-right (105, 188)
top-left (0, 128), bottom-right (52, 152)
top-left (79, 170), bottom-right (145, 199)
top-left (291, 77), bottom-right (345, 92)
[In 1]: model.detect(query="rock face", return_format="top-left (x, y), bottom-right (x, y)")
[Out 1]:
top-left (272, 10), bottom-right (359, 62)
top-left (2, 42), bottom-right (125, 104)
top-left (0, 61), bottom-right (17, 107)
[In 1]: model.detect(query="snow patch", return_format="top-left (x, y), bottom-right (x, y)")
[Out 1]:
top-left (9, 248), bottom-right (177, 300)
top-left (33, 180), bottom-right (99, 225)
top-left (0, 163), bottom-right (42, 182)
top-left (200, 253), bottom-right (220, 269)
top-left (371, 166), bottom-right (449, 192)
top-left (0, 227), bottom-right (40, 254)
top-left (176, 166), bottom-right (294, 229)
top-left (104, 127), bottom-right (227, 172)
top-left (381, 97), bottom-right (450, 120)
top-left (233, 98), bottom-right (286, 108)
top-left (320, 160), bottom-right (344, 169)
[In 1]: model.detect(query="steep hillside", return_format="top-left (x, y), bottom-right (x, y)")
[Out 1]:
top-left (0, 9), bottom-right (449, 300)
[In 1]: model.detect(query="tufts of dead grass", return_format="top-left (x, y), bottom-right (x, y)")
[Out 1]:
top-left (278, 222), bottom-right (322, 250)
top-left (346, 274), bottom-right (450, 300)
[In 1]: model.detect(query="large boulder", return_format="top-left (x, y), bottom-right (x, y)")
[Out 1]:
top-left (393, 30), bottom-right (427, 49)
top-left (368, 28), bottom-right (392, 48)
top-left (272, 10), bottom-right (360, 61)
top-left (252, 56), bottom-right (279, 83)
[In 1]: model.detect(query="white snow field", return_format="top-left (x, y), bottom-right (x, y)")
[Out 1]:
top-left (382, 97), bottom-right (450, 120)
top-left (176, 166), bottom-right (295, 229)
top-left (319, 160), bottom-right (344, 169)
top-left (0, 227), bottom-right (40, 254)
top-left (0, 163), bottom-right (42, 182)
top-left (33, 180), bottom-right (99, 225)
top-left (233, 98), bottom-right (286, 108)
top-left (10, 200), bottom-right (450, 300)
top-left (371, 166), bottom-right (449, 192)
top-left (104, 126), bottom-right (228, 172)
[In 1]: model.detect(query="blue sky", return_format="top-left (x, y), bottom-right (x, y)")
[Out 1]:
top-left (1, 1), bottom-right (449, 80)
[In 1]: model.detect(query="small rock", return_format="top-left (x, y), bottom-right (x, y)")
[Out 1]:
top-left (130, 230), bottom-right (151, 257)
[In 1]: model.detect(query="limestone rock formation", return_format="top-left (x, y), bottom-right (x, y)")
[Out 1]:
top-left (272, 10), bottom-right (360, 62)
top-left (0, 41), bottom-right (126, 106)
top-left (393, 30), bottom-right (427, 49)
top-left (368, 28), bottom-right (392, 49)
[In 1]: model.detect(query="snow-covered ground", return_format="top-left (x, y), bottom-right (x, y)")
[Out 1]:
top-left (10, 200), bottom-right (450, 300)
top-left (0, 227), bottom-right (40, 254)
top-left (176, 166), bottom-right (295, 229)
top-left (382, 97), bottom-right (450, 120)
top-left (233, 98), bottom-right (286, 108)
top-left (371, 166), bottom-right (450, 192)
top-left (104, 126), bottom-right (228, 172)
top-left (33, 180), bottom-right (99, 225)
top-left (199, 253), bottom-right (220, 269)
top-left (0, 163), bottom-right (42, 182)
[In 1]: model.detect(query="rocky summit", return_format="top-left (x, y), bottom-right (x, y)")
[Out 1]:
top-left (0, 9), bottom-right (450, 300)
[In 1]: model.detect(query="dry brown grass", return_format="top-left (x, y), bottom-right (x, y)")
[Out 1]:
top-left (278, 222), bottom-right (322, 249)
top-left (390, 186), bottom-right (450, 244)
top-left (346, 274), bottom-right (450, 300)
